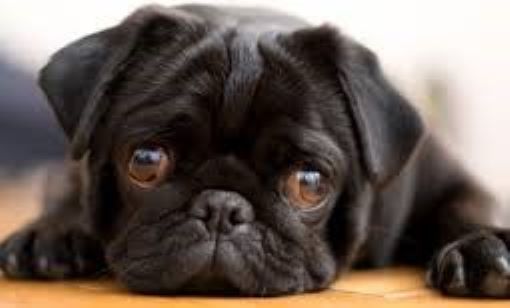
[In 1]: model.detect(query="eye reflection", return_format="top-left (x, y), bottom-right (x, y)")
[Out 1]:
top-left (127, 146), bottom-right (173, 188)
top-left (281, 165), bottom-right (331, 210)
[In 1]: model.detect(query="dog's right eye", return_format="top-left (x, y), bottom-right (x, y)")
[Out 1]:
top-left (280, 164), bottom-right (331, 210)
top-left (127, 146), bottom-right (174, 188)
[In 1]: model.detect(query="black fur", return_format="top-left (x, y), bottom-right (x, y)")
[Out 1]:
top-left (1, 4), bottom-right (509, 297)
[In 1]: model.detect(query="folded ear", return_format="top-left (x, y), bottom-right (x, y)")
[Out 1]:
top-left (39, 5), bottom-right (203, 159)
top-left (281, 26), bottom-right (425, 185)
top-left (338, 39), bottom-right (425, 185)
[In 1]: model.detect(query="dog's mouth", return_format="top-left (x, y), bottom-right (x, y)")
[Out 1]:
top-left (106, 220), bottom-right (251, 295)
top-left (167, 237), bottom-right (255, 296)
top-left (106, 217), bottom-right (336, 296)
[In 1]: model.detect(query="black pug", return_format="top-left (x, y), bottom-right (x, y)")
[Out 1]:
top-left (1, 4), bottom-right (509, 297)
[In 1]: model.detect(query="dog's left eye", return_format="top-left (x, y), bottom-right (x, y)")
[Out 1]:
top-left (281, 165), bottom-right (331, 210)
top-left (127, 146), bottom-right (174, 188)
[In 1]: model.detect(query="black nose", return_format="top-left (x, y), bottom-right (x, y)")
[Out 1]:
top-left (189, 190), bottom-right (254, 233)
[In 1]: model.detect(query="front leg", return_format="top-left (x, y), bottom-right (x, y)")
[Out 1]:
top-left (422, 172), bottom-right (510, 297)
top-left (422, 177), bottom-right (510, 297)
top-left (428, 228), bottom-right (510, 297)
top-left (0, 162), bottom-right (105, 279)
top-left (396, 139), bottom-right (510, 297)
top-left (427, 214), bottom-right (510, 298)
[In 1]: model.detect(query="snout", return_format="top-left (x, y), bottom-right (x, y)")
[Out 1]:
top-left (107, 188), bottom-right (335, 296)
top-left (189, 190), bottom-right (255, 234)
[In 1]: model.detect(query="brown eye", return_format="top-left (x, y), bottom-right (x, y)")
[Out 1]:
top-left (281, 166), bottom-right (330, 210)
top-left (128, 146), bottom-right (174, 188)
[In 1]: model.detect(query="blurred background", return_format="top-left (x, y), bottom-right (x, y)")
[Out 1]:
top-left (0, 0), bottom-right (509, 199)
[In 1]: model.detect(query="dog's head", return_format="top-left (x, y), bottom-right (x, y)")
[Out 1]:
top-left (39, 5), bottom-right (424, 295)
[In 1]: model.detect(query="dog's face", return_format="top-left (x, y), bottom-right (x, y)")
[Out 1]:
top-left (39, 6), bottom-right (424, 295)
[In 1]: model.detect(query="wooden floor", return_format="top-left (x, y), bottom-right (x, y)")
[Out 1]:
top-left (0, 175), bottom-right (508, 307)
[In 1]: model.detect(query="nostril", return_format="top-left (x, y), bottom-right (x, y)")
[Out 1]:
top-left (231, 209), bottom-right (243, 225)
top-left (230, 207), bottom-right (254, 225)
top-left (227, 210), bottom-right (242, 228)
top-left (219, 209), bottom-right (243, 234)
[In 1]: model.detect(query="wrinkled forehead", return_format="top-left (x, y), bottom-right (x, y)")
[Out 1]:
top-left (106, 29), bottom-right (341, 143)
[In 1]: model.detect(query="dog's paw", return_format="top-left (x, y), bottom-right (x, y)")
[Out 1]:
top-left (427, 231), bottom-right (510, 297)
top-left (0, 224), bottom-right (105, 279)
